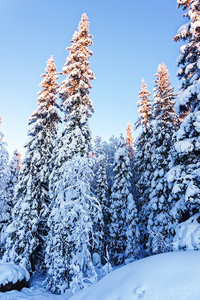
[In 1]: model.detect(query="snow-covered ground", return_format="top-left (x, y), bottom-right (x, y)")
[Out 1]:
top-left (0, 272), bottom-right (68, 300)
top-left (0, 263), bottom-right (30, 287)
top-left (71, 251), bottom-right (200, 300)
top-left (1, 251), bottom-right (200, 299)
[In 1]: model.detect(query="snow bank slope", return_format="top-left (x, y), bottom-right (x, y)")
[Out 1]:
top-left (0, 263), bottom-right (30, 286)
top-left (71, 251), bottom-right (200, 300)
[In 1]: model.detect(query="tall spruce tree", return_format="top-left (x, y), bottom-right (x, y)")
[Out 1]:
top-left (0, 149), bottom-right (20, 256)
top-left (91, 136), bottom-right (111, 264)
top-left (101, 136), bottom-right (119, 199)
top-left (124, 124), bottom-right (141, 263)
top-left (59, 12), bottom-right (95, 159)
top-left (134, 79), bottom-right (153, 206)
top-left (0, 117), bottom-right (10, 193)
top-left (94, 154), bottom-right (109, 263)
top-left (125, 121), bottom-right (140, 210)
top-left (167, 0), bottom-right (200, 230)
top-left (91, 136), bottom-right (103, 193)
top-left (45, 155), bottom-right (99, 294)
top-left (3, 56), bottom-right (60, 271)
top-left (134, 79), bottom-right (153, 248)
top-left (45, 13), bottom-right (100, 294)
top-left (109, 135), bottom-right (136, 265)
top-left (126, 121), bottom-right (134, 157)
top-left (125, 193), bottom-right (140, 263)
top-left (4, 150), bottom-right (20, 220)
top-left (0, 118), bottom-right (10, 241)
top-left (146, 63), bottom-right (178, 254)
top-left (135, 79), bottom-right (153, 134)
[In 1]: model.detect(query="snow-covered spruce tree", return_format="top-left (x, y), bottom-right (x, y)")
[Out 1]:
top-left (90, 136), bottom-right (107, 264)
top-left (124, 125), bottom-right (141, 263)
top-left (134, 79), bottom-right (153, 207)
top-left (58, 12), bottom-right (95, 160)
top-left (4, 150), bottom-right (20, 220)
top-left (3, 56), bottom-right (60, 271)
top-left (134, 79), bottom-right (153, 247)
top-left (146, 63), bottom-right (178, 254)
top-left (125, 193), bottom-right (140, 263)
top-left (90, 136), bottom-right (103, 192)
top-left (0, 118), bottom-right (10, 193)
top-left (45, 156), bottom-right (99, 294)
top-left (109, 135), bottom-right (137, 265)
top-left (101, 136), bottom-right (119, 199)
top-left (48, 12), bottom-right (96, 199)
top-left (0, 149), bottom-right (20, 257)
top-left (94, 154), bottom-right (109, 264)
top-left (167, 0), bottom-right (200, 230)
top-left (5, 150), bottom-right (20, 199)
top-left (0, 120), bottom-right (10, 243)
top-left (91, 136), bottom-right (113, 266)
top-left (125, 121), bottom-right (140, 211)
top-left (126, 121), bottom-right (134, 158)
top-left (135, 79), bottom-right (153, 134)
top-left (45, 14), bottom-right (100, 294)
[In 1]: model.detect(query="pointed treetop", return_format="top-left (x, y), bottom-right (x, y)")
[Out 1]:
top-left (157, 62), bottom-right (166, 72)
top-left (153, 63), bottom-right (178, 127)
top-left (135, 78), bottom-right (152, 133)
top-left (126, 122), bottom-right (134, 157)
top-left (60, 12), bottom-right (95, 118)
top-left (68, 12), bottom-right (93, 52)
top-left (141, 78), bottom-right (146, 86)
top-left (81, 13), bottom-right (88, 22)
top-left (78, 13), bottom-right (90, 33)
top-left (154, 63), bottom-right (174, 95)
top-left (153, 63), bottom-right (171, 95)
top-left (37, 55), bottom-right (60, 112)
top-left (154, 63), bottom-right (168, 80)
top-left (153, 63), bottom-right (172, 92)
top-left (44, 55), bottom-right (57, 76)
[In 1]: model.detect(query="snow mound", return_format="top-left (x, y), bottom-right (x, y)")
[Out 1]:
top-left (70, 251), bottom-right (200, 300)
top-left (0, 273), bottom-right (67, 299)
top-left (173, 213), bottom-right (200, 251)
top-left (0, 263), bottom-right (30, 286)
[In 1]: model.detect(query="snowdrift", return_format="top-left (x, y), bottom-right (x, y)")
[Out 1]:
top-left (1, 251), bottom-right (200, 299)
top-left (71, 250), bottom-right (200, 300)
top-left (0, 263), bottom-right (29, 292)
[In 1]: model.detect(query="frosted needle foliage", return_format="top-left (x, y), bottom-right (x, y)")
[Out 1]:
top-left (2, 56), bottom-right (60, 271)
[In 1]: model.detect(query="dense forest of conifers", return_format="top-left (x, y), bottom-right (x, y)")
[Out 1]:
top-left (0, 0), bottom-right (200, 295)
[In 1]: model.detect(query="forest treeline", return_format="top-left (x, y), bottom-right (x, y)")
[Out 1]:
top-left (0, 0), bottom-right (200, 295)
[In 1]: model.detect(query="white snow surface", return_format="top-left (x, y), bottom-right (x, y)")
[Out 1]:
top-left (173, 213), bottom-right (200, 251)
top-left (0, 273), bottom-right (67, 300)
top-left (71, 251), bottom-right (200, 300)
top-left (0, 263), bottom-right (30, 286)
top-left (1, 251), bottom-right (200, 299)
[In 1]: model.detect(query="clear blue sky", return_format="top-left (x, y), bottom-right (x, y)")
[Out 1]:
top-left (0, 0), bottom-right (183, 157)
